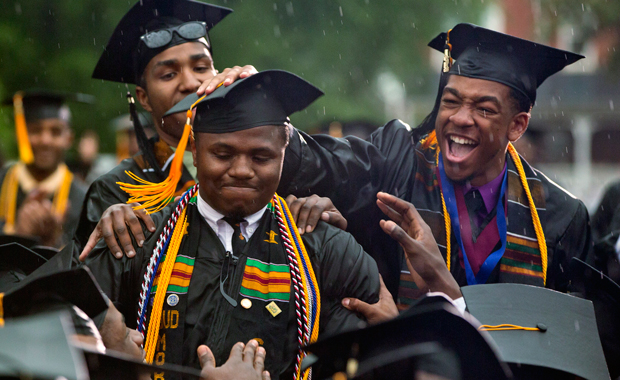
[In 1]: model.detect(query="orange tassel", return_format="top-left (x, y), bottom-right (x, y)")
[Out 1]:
top-left (118, 92), bottom-right (207, 213)
top-left (13, 92), bottom-right (34, 164)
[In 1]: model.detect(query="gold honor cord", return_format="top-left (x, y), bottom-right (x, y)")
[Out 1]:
top-left (420, 131), bottom-right (547, 285)
top-left (479, 324), bottom-right (544, 332)
top-left (143, 206), bottom-right (188, 364)
top-left (0, 164), bottom-right (73, 234)
top-left (118, 86), bottom-right (219, 214)
top-left (0, 293), bottom-right (4, 327)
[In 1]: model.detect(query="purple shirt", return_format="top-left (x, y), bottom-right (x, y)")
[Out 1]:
top-left (462, 162), bottom-right (507, 226)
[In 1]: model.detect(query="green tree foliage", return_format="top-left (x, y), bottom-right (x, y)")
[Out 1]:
top-left (0, 0), bottom-right (486, 157)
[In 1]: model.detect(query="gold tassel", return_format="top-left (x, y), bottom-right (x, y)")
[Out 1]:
top-left (13, 92), bottom-right (34, 164)
top-left (118, 94), bottom-right (207, 214)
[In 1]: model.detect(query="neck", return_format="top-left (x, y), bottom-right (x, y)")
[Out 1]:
top-left (468, 153), bottom-right (506, 187)
top-left (26, 164), bottom-right (58, 182)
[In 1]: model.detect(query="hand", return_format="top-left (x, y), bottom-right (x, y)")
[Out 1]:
top-left (79, 203), bottom-right (156, 262)
top-left (198, 340), bottom-right (270, 380)
top-left (376, 192), bottom-right (461, 301)
top-left (196, 65), bottom-right (258, 96)
top-left (285, 194), bottom-right (347, 235)
top-left (99, 303), bottom-right (145, 360)
top-left (342, 276), bottom-right (398, 324)
top-left (15, 189), bottom-right (65, 247)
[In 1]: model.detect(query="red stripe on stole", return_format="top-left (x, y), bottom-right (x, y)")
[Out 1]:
top-left (170, 270), bottom-right (192, 280)
top-left (243, 273), bottom-right (290, 286)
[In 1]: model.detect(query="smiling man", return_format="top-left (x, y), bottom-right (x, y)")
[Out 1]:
top-left (74, 0), bottom-right (257, 250)
top-left (0, 91), bottom-right (88, 247)
top-left (82, 70), bottom-right (380, 380)
top-left (277, 23), bottom-right (590, 307)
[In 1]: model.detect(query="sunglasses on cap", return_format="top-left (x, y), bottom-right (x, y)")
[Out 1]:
top-left (140, 21), bottom-right (210, 49)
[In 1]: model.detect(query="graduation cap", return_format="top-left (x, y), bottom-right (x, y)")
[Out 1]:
top-left (1, 266), bottom-right (108, 322)
top-left (570, 257), bottom-right (620, 378)
top-left (302, 294), bottom-right (510, 380)
top-left (82, 347), bottom-right (202, 380)
top-left (92, 0), bottom-right (232, 85)
top-left (0, 243), bottom-right (48, 292)
top-left (461, 283), bottom-right (609, 380)
top-left (2, 90), bottom-right (94, 164)
top-left (428, 23), bottom-right (584, 104)
top-left (0, 311), bottom-right (90, 380)
top-left (120, 70), bottom-right (323, 213)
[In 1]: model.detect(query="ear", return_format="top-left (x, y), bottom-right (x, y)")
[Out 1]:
top-left (135, 85), bottom-right (152, 113)
top-left (190, 134), bottom-right (197, 168)
top-left (507, 112), bottom-right (530, 142)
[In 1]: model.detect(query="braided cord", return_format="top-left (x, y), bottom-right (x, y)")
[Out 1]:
top-left (136, 185), bottom-right (198, 335)
top-left (273, 194), bottom-right (321, 380)
top-left (507, 143), bottom-right (548, 285)
top-left (479, 324), bottom-right (541, 332)
top-left (144, 205), bottom-right (188, 363)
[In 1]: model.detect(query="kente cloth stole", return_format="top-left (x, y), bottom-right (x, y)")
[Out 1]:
top-left (397, 143), bottom-right (547, 307)
top-left (0, 163), bottom-right (73, 234)
top-left (137, 186), bottom-right (320, 380)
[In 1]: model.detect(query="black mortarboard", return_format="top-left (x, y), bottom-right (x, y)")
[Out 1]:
top-left (302, 294), bottom-right (510, 380)
top-left (461, 283), bottom-right (609, 380)
top-left (428, 23), bottom-right (584, 103)
top-left (2, 90), bottom-right (94, 123)
top-left (570, 257), bottom-right (620, 378)
top-left (92, 0), bottom-right (232, 84)
top-left (0, 243), bottom-right (48, 292)
top-left (0, 311), bottom-right (89, 380)
top-left (165, 70), bottom-right (324, 133)
top-left (2, 266), bottom-right (108, 320)
top-left (82, 347), bottom-right (202, 380)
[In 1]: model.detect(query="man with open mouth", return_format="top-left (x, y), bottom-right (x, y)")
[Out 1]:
top-left (278, 23), bottom-right (591, 307)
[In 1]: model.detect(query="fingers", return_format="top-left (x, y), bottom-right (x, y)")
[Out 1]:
top-left (254, 347), bottom-right (266, 374)
top-left (228, 341), bottom-right (245, 361)
top-left (379, 219), bottom-right (424, 255)
top-left (377, 192), bottom-right (422, 224)
top-left (321, 211), bottom-right (348, 231)
top-left (197, 345), bottom-right (216, 370)
top-left (79, 228), bottom-right (102, 261)
top-left (262, 370), bottom-right (271, 380)
top-left (294, 196), bottom-right (320, 234)
top-left (99, 213), bottom-right (123, 259)
top-left (134, 204), bottom-right (157, 233)
top-left (242, 340), bottom-right (258, 364)
top-left (197, 65), bottom-right (258, 95)
top-left (111, 208), bottom-right (136, 258)
top-left (124, 205), bottom-right (147, 249)
top-left (342, 297), bottom-right (373, 316)
top-left (376, 199), bottom-right (404, 225)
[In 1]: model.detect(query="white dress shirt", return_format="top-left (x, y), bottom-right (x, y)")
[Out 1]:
top-left (196, 194), bottom-right (267, 253)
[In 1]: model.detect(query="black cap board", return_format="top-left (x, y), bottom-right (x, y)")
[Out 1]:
top-left (428, 23), bottom-right (584, 103)
top-left (0, 311), bottom-right (89, 380)
top-left (92, 0), bottom-right (232, 84)
top-left (0, 243), bottom-right (48, 277)
top-left (2, 266), bottom-right (109, 320)
top-left (2, 90), bottom-right (95, 123)
top-left (82, 347), bottom-right (202, 380)
top-left (461, 283), bottom-right (609, 380)
top-left (165, 70), bottom-right (324, 133)
top-left (302, 294), bottom-right (510, 380)
top-left (570, 257), bottom-right (620, 378)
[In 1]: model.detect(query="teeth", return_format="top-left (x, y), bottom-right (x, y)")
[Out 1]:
top-left (449, 135), bottom-right (476, 145)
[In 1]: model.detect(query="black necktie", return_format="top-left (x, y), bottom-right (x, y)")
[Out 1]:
top-left (223, 217), bottom-right (247, 255)
top-left (464, 189), bottom-right (486, 241)
top-left (219, 217), bottom-right (247, 307)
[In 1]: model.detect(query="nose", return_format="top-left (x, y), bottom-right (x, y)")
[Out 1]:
top-left (228, 156), bottom-right (254, 179)
top-left (448, 105), bottom-right (475, 128)
top-left (178, 67), bottom-right (202, 94)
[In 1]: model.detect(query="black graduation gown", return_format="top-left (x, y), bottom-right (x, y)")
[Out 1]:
top-left (82, 201), bottom-right (380, 379)
top-left (277, 120), bottom-right (591, 297)
top-left (592, 180), bottom-right (620, 241)
top-left (74, 137), bottom-right (195, 250)
top-left (0, 164), bottom-right (87, 246)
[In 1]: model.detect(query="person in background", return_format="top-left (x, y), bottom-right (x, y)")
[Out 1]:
top-left (0, 90), bottom-right (88, 247)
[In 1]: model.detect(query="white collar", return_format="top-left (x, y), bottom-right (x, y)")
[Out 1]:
top-left (196, 193), bottom-right (268, 251)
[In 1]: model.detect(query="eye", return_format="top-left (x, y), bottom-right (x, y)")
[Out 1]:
top-left (160, 71), bottom-right (176, 81)
top-left (253, 155), bottom-right (271, 163)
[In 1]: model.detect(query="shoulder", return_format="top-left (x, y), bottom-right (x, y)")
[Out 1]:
top-left (301, 221), bottom-right (370, 264)
top-left (368, 119), bottom-right (415, 150)
top-left (533, 167), bottom-right (589, 232)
